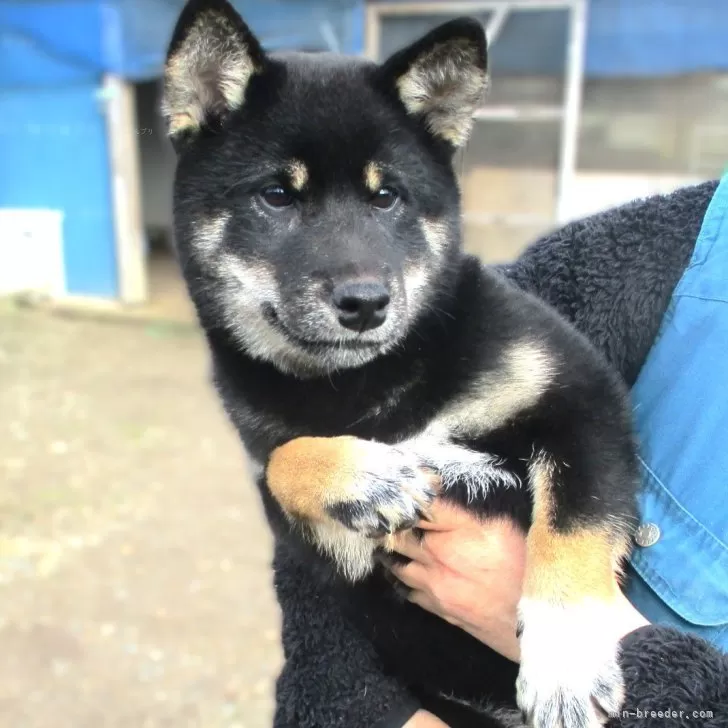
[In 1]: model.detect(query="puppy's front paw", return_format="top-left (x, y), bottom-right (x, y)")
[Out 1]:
top-left (327, 442), bottom-right (437, 537)
top-left (516, 599), bottom-right (625, 728)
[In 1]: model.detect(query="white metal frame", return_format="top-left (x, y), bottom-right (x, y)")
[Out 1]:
top-left (101, 2), bottom-right (147, 304)
top-left (103, 74), bottom-right (148, 304)
top-left (365, 0), bottom-right (588, 226)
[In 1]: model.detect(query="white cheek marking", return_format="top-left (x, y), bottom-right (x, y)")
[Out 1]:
top-left (221, 253), bottom-right (278, 301)
top-left (419, 217), bottom-right (450, 257)
top-left (402, 264), bottom-right (430, 322)
top-left (217, 253), bottom-right (300, 365)
top-left (216, 256), bottom-right (389, 376)
top-left (193, 211), bottom-right (231, 257)
top-left (402, 217), bottom-right (450, 323)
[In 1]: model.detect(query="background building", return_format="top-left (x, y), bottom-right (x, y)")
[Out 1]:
top-left (0, 0), bottom-right (363, 308)
top-left (1, 0), bottom-right (726, 307)
top-left (1, 5), bottom-right (727, 722)
top-left (367, 0), bottom-right (728, 260)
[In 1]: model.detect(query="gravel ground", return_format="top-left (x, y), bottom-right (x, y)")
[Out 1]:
top-left (0, 301), bottom-right (281, 728)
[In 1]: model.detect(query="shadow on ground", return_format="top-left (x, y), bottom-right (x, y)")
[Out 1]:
top-left (0, 302), bottom-right (281, 728)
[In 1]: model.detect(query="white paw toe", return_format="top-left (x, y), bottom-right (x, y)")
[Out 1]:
top-left (516, 599), bottom-right (626, 728)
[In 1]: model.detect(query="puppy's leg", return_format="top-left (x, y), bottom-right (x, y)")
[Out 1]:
top-left (266, 436), bottom-right (438, 580)
top-left (516, 452), bottom-right (633, 728)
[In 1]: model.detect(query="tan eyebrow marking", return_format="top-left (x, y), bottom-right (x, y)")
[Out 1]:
top-left (287, 159), bottom-right (309, 191)
top-left (363, 162), bottom-right (383, 193)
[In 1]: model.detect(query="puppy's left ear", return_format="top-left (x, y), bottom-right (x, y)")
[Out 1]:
top-left (378, 17), bottom-right (488, 148)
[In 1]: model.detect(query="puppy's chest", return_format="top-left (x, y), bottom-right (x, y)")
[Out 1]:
top-left (236, 375), bottom-right (440, 461)
top-left (237, 369), bottom-right (533, 524)
top-left (238, 366), bottom-right (532, 472)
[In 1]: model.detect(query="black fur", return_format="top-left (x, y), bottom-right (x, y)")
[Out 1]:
top-left (162, 1), bottom-right (723, 726)
top-left (269, 180), bottom-right (722, 728)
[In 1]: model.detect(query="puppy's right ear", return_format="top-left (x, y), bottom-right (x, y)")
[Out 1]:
top-left (162, 0), bottom-right (266, 142)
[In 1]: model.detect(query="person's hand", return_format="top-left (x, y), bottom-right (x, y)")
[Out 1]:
top-left (388, 499), bottom-right (526, 661)
top-left (387, 498), bottom-right (649, 662)
top-left (403, 709), bottom-right (450, 727)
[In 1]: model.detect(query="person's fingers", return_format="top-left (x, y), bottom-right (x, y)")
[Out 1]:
top-left (407, 588), bottom-right (434, 611)
top-left (390, 557), bottom-right (429, 589)
top-left (414, 497), bottom-right (477, 531)
top-left (389, 531), bottom-right (432, 563)
top-left (407, 588), bottom-right (454, 623)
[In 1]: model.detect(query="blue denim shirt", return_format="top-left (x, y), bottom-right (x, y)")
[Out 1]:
top-left (625, 174), bottom-right (728, 650)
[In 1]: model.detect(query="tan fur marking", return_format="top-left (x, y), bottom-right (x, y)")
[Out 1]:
top-left (287, 160), bottom-right (308, 191)
top-left (266, 436), bottom-right (367, 522)
top-left (364, 162), bottom-right (383, 193)
top-left (523, 455), bottom-right (631, 605)
top-left (194, 211), bottom-right (231, 257)
top-left (169, 112), bottom-right (198, 135)
top-left (439, 341), bottom-right (555, 436)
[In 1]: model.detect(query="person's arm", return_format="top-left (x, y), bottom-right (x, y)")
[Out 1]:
top-left (272, 543), bottom-right (445, 728)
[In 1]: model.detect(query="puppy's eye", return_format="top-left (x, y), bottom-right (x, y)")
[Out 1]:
top-left (261, 185), bottom-right (294, 208)
top-left (371, 186), bottom-right (399, 210)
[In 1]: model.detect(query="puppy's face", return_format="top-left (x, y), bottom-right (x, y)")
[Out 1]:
top-left (163, 0), bottom-right (488, 376)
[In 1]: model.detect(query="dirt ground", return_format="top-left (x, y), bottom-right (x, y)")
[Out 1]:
top-left (0, 299), bottom-right (281, 728)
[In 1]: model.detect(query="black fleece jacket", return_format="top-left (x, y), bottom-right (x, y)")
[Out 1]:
top-left (272, 181), bottom-right (728, 728)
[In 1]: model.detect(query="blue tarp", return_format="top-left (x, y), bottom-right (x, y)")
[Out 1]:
top-left (0, 0), bottom-right (364, 85)
top-left (586, 0), bottom-right (727, 77)
top-left (0, 0), bottom-right (726, 86)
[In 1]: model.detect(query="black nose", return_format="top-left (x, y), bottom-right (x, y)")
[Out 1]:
top-left (331, 280), bottom-right (390, 331)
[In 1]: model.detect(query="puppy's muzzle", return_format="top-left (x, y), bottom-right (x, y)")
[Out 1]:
top-left (331, 279), bottom-right (390, 332)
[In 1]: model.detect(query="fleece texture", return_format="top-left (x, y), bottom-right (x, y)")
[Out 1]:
top-left (614, 625), bottom-right (728, 728)
top-left (272, 181), bottom-right (728, 727)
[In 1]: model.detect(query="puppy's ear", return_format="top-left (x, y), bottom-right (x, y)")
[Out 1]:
top-left (379, 17), bottom-right (488, 148)
top-left (162, 0), bottom-right (266, 141)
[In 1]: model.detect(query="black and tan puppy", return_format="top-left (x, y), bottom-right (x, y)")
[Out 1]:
top-left (162, 2), bottom-right (640, 726)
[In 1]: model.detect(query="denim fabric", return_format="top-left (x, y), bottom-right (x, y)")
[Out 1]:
top-left (626, 175), bottom-right (728, 650)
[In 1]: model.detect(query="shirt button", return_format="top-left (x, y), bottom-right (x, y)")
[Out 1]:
top-left (635, 522), bottom-right (661, 547)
